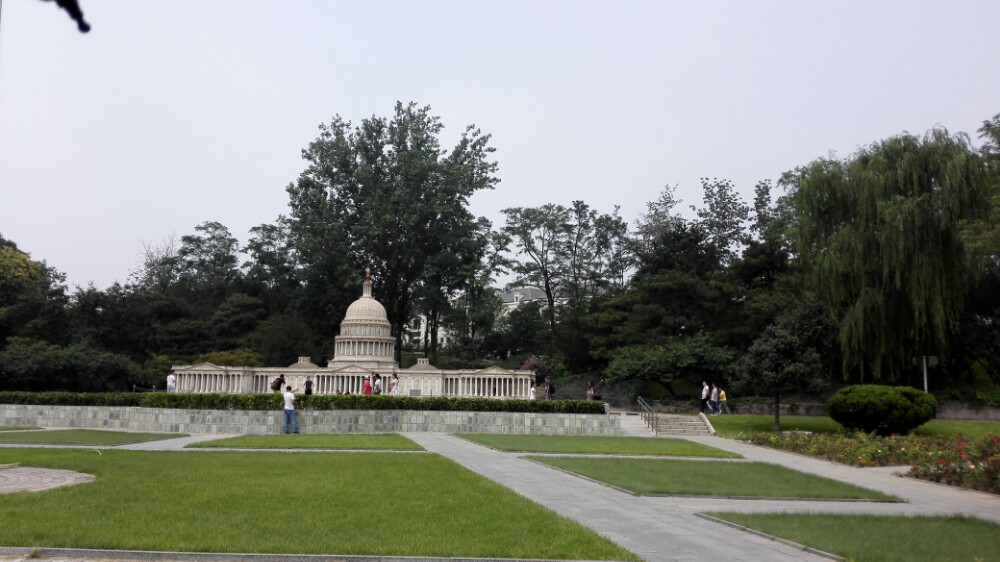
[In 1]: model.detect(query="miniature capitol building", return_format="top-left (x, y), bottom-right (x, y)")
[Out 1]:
top-left (171, 274), bottom-right (534, 398)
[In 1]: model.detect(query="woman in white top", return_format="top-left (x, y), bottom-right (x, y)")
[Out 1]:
top-left (389, 373), bottom-right (399, 396)
top-left (529, 382), bottom-right (537, 400)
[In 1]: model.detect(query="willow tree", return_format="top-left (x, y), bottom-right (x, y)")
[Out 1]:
top-left (790, 128), bottom-right (992, 382)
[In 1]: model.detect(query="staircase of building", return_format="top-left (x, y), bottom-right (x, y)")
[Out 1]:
top-left (636, 396), bottom-right (713, 436)
top-left (652, 414), bottom-right (712, 436)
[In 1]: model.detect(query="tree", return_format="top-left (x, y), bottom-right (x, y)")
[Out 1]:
top-left (734, 300), bottom-right (835, 430)
top-left (692, 177), bottom-right (750, 265)
top-left (606, 336), bottom-right (733, 399)
top-left (287, 102), bottom-right (498, 360)
top-left (242, 219), bottom-right (298, 314)
top-left (502, 204), bottom-right (570, 335)
top-left (790, 128), bottom-right (993, 383)
top-left (178, 221), bottom-right (241, 305)
top-left (0, 239), bottom-right (69, 347)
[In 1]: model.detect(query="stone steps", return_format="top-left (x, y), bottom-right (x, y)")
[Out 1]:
top-left (652, 414), bottom-right (712, 436)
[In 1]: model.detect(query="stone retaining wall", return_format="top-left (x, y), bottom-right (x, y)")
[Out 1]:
top-left (0, 405), bottom-right (620, 436)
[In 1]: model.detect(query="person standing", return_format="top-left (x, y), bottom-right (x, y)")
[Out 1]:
top-left (272, 374), bottom-right (286, 393)
top-left (709, 383), bottom-right (720, 415)
top-left (700, 381), bottom-right (710, 414)
top-left (544, 376), bottom-right (556, 400)
top-left (166, 372), bottom-right (176, 393)
top-left (304, 376), bottom-right (313, 396)
top-left (282, 386), bottom-right (298, 434)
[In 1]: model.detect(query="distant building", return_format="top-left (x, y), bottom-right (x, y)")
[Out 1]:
top-left (172, 273), bottom-right (533, 398)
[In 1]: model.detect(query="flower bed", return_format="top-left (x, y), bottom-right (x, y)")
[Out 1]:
top-left (744, 431), bottom-right (1000, 495)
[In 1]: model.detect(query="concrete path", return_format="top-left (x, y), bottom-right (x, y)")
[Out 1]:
top-left (3, 421), bottom-right (1000, 561)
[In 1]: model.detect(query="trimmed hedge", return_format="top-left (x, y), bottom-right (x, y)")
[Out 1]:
top-left (827, 384), bottom-right (937, 435)
top-left (0, 391), bottom-right (605, 414)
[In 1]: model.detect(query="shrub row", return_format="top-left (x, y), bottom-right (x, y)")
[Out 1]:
top-left (0, 391), bottom-right (606, 414)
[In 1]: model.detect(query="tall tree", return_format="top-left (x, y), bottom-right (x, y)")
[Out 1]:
top-left (242, 219), bottom-right (298, 314)
top-left (790, 128), bottom-right (993, 383)
top-left (287, 102), bottom-right (499, 360)
top-left (502, 204), bottom-right (570, 335)
top-left (178, 221), bottom-right (241, 305)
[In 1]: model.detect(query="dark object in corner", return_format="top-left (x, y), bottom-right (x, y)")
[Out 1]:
top-left (46, 0), bottom-right (91, 33)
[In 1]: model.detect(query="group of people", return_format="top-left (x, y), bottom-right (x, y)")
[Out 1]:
top-left (700, 380), bottom-right (731, 415)
top-left (528, 376), bottom-right (557, 400)
top-left (361, 373), bottom-right (399, 395)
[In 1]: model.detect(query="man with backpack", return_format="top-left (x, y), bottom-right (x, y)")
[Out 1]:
top-left (271, 375), bottom-right (285, 393)
top-left (544, 376), bottom-right (556, 400)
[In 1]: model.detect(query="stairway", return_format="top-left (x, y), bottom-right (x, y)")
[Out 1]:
top-left (651, 414), bottom-right (712, 436)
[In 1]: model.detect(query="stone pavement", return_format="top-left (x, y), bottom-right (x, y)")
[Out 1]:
top-left (2, 420), bottom-right (1000, 562)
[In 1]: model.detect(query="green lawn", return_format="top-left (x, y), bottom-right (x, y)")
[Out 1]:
top-left (529, 456), bottom-right (897, 501)
top-left (0, 426), bottom-right (38, 432)
top-left (457, 434), bottom-right (740, 458)
top-left (708, 513), bottom-right (1000, 562)
top-left (914, 419), bottom-right (1000, 439)
top-left (188, 433), bottom-right (423, 450)
top-left (0, 429), bottom-right (184, 445)
top-left (0, 449), bottom-right (636, 560)
top-left (710, 414), bottom-right (1000, 439)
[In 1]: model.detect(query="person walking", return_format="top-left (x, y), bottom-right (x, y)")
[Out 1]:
top-left (719, 386), bottom-right (732, 414)
top-left (544, 376), bottom-right (556, 400)
top-left (700, 381), bottom-right (710, 414)
top-left (373, 373), bottom-right (383, 395)
top-left (166, 372), bottom-right (176, 393)
top-left (304, 376), bottom-right (313, 396)
top-left (362, 376), bottom-right (372, 395)
top-left (282, 386), bottom-right (298, 434)
top-left (389, 373), bottom-right (399, 396)
top-left (529, 382), bottom-right (537, 400)
top-left (709, 383), bottom-right (720, 415)
top-left (586, 380), bottom-right (595, 400)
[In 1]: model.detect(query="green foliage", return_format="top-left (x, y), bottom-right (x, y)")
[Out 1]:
top-left (0, 339), bottom-right (140, 392)
top-left (791, 128), bottom-right (993, 383)
top-left (287, 101), bottom-right (499, 361)
top-left (0, 391), bottom-right (605, 414)
top-left (827, 384), bottom-right (937, 435)
top-left (605, 337), bottom-right (733, 398)
top-left (195, 348), bottom-right (263, 367)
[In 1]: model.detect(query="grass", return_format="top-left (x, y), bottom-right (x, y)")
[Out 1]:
top-left (913, 419), bottom-right (1000, 439)
top-left (708, 513), bottom-right (1000, 562)
top-left (0, 429), bottom-right (184, 446)
top-left (529, 457), bottom-right (897, 501)
top-left (0, 449), bottom-right (636, 560)
top-left (0, 426), bottom-right (38, 432)
top-left (710, 414), bottom-right (1000, 439)
top-left (457, 434), bottom-right (741, 458)
top-left (188, 433), bottom-right (423, 450)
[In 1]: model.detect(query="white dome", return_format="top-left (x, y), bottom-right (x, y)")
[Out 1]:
top-left (344, 295), bottom-right (387, 321)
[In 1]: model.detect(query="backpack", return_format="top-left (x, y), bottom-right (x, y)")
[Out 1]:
top-left (547, 383), bottom-right (556, 396)
top-left (271, 379), bottom-right (282, 391)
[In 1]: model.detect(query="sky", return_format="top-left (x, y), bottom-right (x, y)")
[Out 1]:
top-left (1, 0), bottom-right (997, 290)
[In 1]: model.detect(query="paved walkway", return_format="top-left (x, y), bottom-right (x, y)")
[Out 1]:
top-left (2, 419), bottom-right (1000, 562)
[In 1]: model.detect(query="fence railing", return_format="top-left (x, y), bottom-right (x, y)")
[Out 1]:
top-left (636, 396), bottom-right (657, 436)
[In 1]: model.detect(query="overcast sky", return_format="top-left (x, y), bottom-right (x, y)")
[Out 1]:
top-left (1, 0), bottom-right (997, 290)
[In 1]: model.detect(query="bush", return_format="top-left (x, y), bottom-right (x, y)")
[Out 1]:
top-left (827, 384), bottom-right (937, 435)
top-left (0, 391), bottom-right (606, 414)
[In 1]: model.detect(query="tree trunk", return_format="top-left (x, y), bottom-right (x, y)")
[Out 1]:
top-left (773, 392), bottom-right (781, 431)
